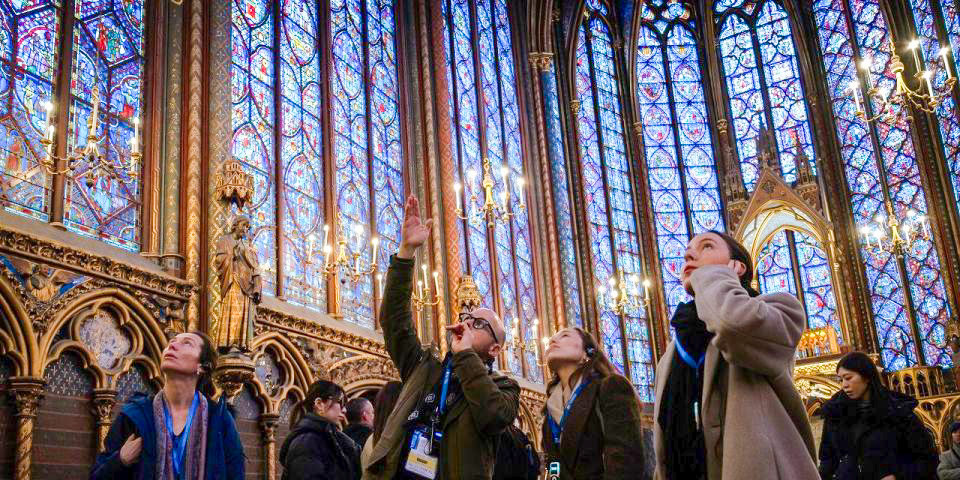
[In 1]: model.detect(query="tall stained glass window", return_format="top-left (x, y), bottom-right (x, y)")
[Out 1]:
top-left (635, 0), bottom-right (723, 319)
top-left (231, 0), bottom-right (403, 328)
top-left (814, 0), bottom-right (953, 368)
top-left (543, 51), bottom-right (583, 328)
top-left (0, 0), bottom-right (146, 251)
top-left (575, 1), bottom-right (654, 400)
top-left (442, 0), bottom-right (542, 382)
top-left (755, 229), bottom-right (841, 342)
top-left (907, 0), bottom-right (960, 219)
top-left (715, 0), bottom-right (816, 190)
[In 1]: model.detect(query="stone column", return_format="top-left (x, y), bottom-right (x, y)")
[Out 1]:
top-left (9, 377), bottom-right (44, 480)
top-left (91, 389), bottom-right (118, 452)
top-left (260, 413), bottom-right (280, 480)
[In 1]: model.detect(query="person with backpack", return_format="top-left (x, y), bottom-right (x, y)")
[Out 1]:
top-left (819, 352), bottom-right (938, 480)
top-left (493, 421), bottom-right (540, 480)
top-left (540, 326), bottom-right (644, 479)
top-left (279, 380), bottom-right (361, 480)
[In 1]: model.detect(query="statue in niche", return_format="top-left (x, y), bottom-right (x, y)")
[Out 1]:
top-left (213, 215), bottom-right (262, 353)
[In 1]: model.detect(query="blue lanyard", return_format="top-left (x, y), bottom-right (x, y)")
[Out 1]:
top-left (547, 379), bottom-right (591, 446)
top-left (436, 362), bottom-right (453, 417)
top-left (163, 391), bottom-right (200, 480)
top-left (675, 338), bottom-right (705, 371)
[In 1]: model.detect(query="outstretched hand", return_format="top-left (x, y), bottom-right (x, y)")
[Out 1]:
top-left (398, 195), bottom-right (433, 259)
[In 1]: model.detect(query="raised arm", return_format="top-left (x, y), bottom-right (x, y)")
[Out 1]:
top-left (379, 195), bottom-right (433, 381)
top-left (690, 265), bottom-right (805, 376)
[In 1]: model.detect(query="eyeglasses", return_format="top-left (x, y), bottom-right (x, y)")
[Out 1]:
top-left (324, 395), bottom-right (346, 408)
top-left (458, 312), bottom-right (501, 344)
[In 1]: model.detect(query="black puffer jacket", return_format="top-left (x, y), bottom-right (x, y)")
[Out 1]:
top-left (818, 389), bottom-right (937, 480)
top-left (279, 414), bottom-right (361, 480)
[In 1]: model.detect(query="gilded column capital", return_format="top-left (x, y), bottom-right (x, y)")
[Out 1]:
top-left (260, 412), bottom-right (280, 440)
top-left (91, 389), bottom-right (118, 452)
top-left (716, 119), bottom-right (728, 135)
top-left (633, 121), bottom-right (644, 137)
top-left (569, 100), bottom-right (581, 116)
top-left (9, 377), bottom-right (44, 418)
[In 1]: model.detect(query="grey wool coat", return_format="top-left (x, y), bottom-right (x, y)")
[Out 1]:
top-left (939, 447), bottom-right (960, 480)
top-left (653, 265), bottom-right (819, 480)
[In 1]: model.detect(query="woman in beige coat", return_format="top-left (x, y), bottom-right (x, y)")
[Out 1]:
top-left (653, 231), bottom-right (818, 480)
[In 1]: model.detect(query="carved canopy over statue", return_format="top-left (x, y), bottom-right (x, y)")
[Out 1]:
top-left (213, 215), bottom-right (262, 353)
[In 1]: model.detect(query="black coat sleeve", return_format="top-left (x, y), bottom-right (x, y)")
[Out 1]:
top-left (90, 414), bottom-right (138, 480)
top-left (283, 432), bottom-right (330, 480)
top-left (818, 419), bottom-right (838, 480)
top-left (896, 413), bottom-right (939, 480)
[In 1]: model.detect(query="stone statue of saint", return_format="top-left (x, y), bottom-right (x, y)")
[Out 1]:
top-left (213, 215), bottom-right (262, 353)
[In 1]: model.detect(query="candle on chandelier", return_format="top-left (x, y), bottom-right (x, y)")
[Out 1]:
top-left (376, 273), bottom-right (384, 299)
top-left (322, 224), bottom-right (330, 250)
top-left (45, 124), bottom-right (55, 143)
top-left (923, 71), bottom-right (935, 98)
top-left (421, 264), bottom-right (430, 295)
top-left (417, 280), bottom-right (424, 299)
top-left (516, 177), bottom-right (525, 207)
top-left (43, 101), bottom-right (54, 137)
top-left (849, 81), bottom-right (864, 113)
top-left (433, 271), bottom-right (440, 297)
top-left (453, 182), bottom-right (463, 212)
top-left (131, 117), bottom-right (140, 151)
top-left (371, 236), bottom-right (379, 266)
top-left (643, 278), bottom-right (652, 301)
top-left (501, 166), bottom-right (511, 211)
top-left (307, 234), bottom-right (316, 259)
top-left (908, 39), bottom-right (922, 72)
top-left (941, 47), bottom-right (954, 79)
top-left (859, 57), bottom-right (874, 89)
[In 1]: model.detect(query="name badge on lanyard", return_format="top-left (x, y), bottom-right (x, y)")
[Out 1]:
top-left (405, 362), bottom-right (452, 479)
top-left (547, 379), bottom-right (590, 446)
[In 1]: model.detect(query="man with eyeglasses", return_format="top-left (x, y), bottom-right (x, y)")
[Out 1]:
top-left (362, 195), bottom-right (520, 480)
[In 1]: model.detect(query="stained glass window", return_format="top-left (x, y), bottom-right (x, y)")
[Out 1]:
top-left (756, 229), bottom-right (842, 343)
top-left (0, 1), bottom-right (146, 250)
top-left (0, 1), bottom-right (60, 223)
top-left (908, 0), bottom-right (960, 221)
top-left (575, 6), bottom-right (654, 401)
top-left (231, 0), bottom-right (403, 328)
top-left (716, 0), bottom-right (816, 191)
top-left (543, 58), bottom-right (583, 328)
top-left (814, 0), bottom-right (953, 368)
top-left (442, 0), bottom-right (543, 382)
top-left (635, 3), bottom-right (723, 320)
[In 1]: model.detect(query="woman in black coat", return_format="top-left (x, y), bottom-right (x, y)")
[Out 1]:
top-left (818, 352), bottom-right (938, 480)
top-left (279, 380), bottom-right (360, 480)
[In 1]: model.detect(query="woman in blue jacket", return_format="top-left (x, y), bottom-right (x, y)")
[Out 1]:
top-left (91, 331), bottom-right (245, 480)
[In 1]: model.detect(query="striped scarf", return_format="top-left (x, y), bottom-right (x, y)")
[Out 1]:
top-left (153, 392), bottom-right (208, 480)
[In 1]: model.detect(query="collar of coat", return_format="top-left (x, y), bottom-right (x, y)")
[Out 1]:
top-left (541, 373), bottom-right (603, 470)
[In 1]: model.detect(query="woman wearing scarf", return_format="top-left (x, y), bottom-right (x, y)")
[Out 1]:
top-left (540, 327), bottom-right (644, 479)
top-left (279, 380), bottom-right (361, 480)
top-left (653, 231), bottom-right (818, 480)
top-left (91, 332), bottom-right (245, 480)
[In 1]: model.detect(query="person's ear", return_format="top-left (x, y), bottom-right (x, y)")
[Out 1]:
top-left (731, 260), bottom-right (747, 277)
top-left (488, 342), bottom-right (502, 359)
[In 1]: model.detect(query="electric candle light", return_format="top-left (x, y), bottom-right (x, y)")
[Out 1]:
top-left (942, 47), bottom-right (954, 79)
top-left (376, 273), bottom-right (384, 298)
top-left (924, 71), bottom-right (935, 98)
top-left (322, 224), bottom-right (330, 250)
top-left (370, 236), bottom-right (379, 266)
top-left (453, 182), bottom-right (463, 211)
top-left (908, 39), bottom-right (922, 71)
top-left (421, 265), bottom-right (429, 295)
top-left (433, 271), bottom-right (440, 296)
top-left (131, 117), bottom-right (139, 151)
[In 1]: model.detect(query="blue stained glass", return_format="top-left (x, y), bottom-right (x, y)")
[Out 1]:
top-left (637, 21), bottom-right (723, 321)
top-left (814, 0), bottom-right (952, 368)
top-left (794, 232), bottom-right (842, 342)
top-left (0, 2), bottom-right (58, 222)
top-left (912, 0), bottom-right (960, 239)
top-left (64, 0), bottom-right (146, 251)
top-left (367, 0), bottom-right (403, 296)
top-left (279, 0), bottom-right (325, 310)
top-left (755, 1), bottom-right (816, 182)
top-left (718, 15), bottom-right (764, 190)
top-left (231, 0), bottom-right (277, 294)
top-left (544, 63), bottom-right (583, 327)
top-left (577, 18), bottom-right (654, 400)
top-left (757, 230), bottom-right (798, 295)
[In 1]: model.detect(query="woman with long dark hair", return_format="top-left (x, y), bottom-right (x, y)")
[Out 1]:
top-left (819, 352), bottom-right (937, 479)
top-left (540, 326), bottom-right (644, 479)
top-left (91, 331), bottom-right (245, 479)
top-left (279, 380), bottom-right (360, 480)
top-left (653, 231), bottom-right (818, 479)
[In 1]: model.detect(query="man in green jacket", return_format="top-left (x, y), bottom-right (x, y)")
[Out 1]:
top-left (362, 194), bottom-right (520, 480)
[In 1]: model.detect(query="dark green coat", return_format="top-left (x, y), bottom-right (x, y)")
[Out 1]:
top-left (362, 255), bottom-right (520, 480)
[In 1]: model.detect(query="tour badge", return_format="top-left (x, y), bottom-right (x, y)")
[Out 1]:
top-left (404, 428), bottom-right (438, 479)
top-left (547, 461), bottom-right (561, 480)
